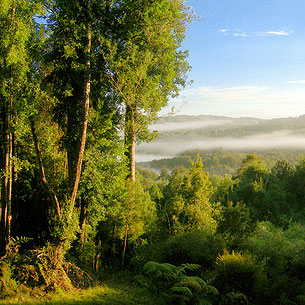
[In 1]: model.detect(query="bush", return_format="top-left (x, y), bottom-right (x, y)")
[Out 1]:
top-left (242, 222), bottom-right (305, 304)
top-left (0, 261), bottom-right (18, 299)
top-left (158, 231), bottom-right (226, 268)
top-left (212, 250), bottom-right (266, 301)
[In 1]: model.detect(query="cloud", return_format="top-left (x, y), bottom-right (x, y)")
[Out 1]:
top-left (162, 85), bottom-right (305, 119)
top-left (265, 30), bottom-right (289, 36)
top-left (285, 80), bottom-right (305, 85)
top-left (234, 33), bottom-right (250, 37)
top-left (219, 29), bottom-right (291, 37)
top-left (179, 86), bottom-right (268, 102)
top-left (218, 29), bottom-right (230, 33)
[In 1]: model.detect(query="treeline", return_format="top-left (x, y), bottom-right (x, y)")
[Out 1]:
top-left (135, 153), bottom-right (305, 304)
top-left (138, 149), bottom-right (304, 175)
top-left (154, 114), bottom-right (305, 139)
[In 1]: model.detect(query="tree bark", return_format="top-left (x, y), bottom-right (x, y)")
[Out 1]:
top-left (69, 22), bottom-right (91, 217)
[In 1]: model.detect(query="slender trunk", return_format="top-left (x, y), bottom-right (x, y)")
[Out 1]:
top-left (111, 224), bottom-right (116, 257)
top-left (121, 210), bottom-right (131, 268)
top-left (129, 132), bottom-right (136, 182)
top-left (0, 56), bottom-right (14, 255)
top-left (30, 119), bottom-right (61, 218)
top-left (0, 108), bottom-right (9, 254)
top-left (0, 100), bottom-right (12, 254)
top-left (69, 22), bottom-right (91, 216)
top-left (124, 106), bottom-right (136, 182)
top-left (79, 200), bottom-right (87, 245)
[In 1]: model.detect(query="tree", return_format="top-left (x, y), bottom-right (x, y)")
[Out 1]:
top-left (160, 156), bottom-right (216, 235)
top-left (0, 0), bottom-right (44, 254)
top-left (102, 0), bottom-right (192, 181)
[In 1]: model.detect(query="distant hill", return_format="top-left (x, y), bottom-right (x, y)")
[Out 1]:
top-left (136, 114), bottom-right (305, 174)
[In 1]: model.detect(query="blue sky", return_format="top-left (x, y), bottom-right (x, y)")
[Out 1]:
top-left (165, 0), bottom-right (305, 118)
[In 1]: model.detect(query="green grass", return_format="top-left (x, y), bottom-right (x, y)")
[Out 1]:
top-left (0, 272), bottom-right (166, 305)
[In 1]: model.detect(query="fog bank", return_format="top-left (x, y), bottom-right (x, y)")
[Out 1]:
top-left (136, 131), bottom-right (305, 162)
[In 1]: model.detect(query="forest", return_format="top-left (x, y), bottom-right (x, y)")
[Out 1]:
top-left (1, 1), bottom-right (305, 305)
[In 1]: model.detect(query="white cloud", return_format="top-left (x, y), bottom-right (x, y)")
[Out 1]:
top-left (220, 29), bottom-right (291, 38)
top-left (285, 80), bottom-right (305, 85)
top-left (180, 86), bottom-right (268, 102)
top-left (234, 33), bottom-right (250, 37)
top-left (163, 85), bottom-right (305, 119)
top-left (218, 29), bottom-right (230, 33)
top-left (265, 30), bottom-right (289, 36)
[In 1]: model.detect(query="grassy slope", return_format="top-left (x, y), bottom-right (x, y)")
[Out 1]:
top-left (0, 274), bottom-right (165, 305)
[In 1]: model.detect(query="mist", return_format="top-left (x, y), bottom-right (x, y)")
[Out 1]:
top-left (149, 119), bottom-right (236, 132)
top-left (136, 131), bottom-right (305, 162)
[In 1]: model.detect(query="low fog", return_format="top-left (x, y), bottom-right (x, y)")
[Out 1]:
top-left (149, 119), bottom-right (236, 132)
top-left (136, 131), bottom-right (305, 162)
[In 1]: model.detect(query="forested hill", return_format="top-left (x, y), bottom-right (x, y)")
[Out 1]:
top-left (137, 150), bottom-right (304, 175)
top-left (136, 114), bottom-right (305, 173)
top-left (152, 114), bottom-right (305, 137)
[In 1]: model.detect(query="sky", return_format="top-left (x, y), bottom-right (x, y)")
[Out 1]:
top-left (164, 0), bottom-right (305, 119)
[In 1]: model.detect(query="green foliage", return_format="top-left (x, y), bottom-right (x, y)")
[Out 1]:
top-left (0, 260), bottom-right (18, 298)
top-left (159, 231), bottom-right (225, 268)
top-left (8, 236), bottom-right (33, 255)
top-left (159, 156), bottom-right (216, 236)
top-left (139, 149), bottom-right (303, 176)
top-left (221, 292), bottom-right (249, 305)
top-left (95, 179), bottom-right (156, 268)
top-left (143, 261), bottom-right (218, 304)
top-left (241, 221), bottom-right (305, 303)
top-left (215, 202), bottom-right (254, 248)
top-left (213, 250), bottom-right (266, 300)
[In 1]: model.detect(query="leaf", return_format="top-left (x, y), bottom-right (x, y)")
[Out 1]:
top-left (170, 285), bottom-right (193, 297)
top-left (177, 276), bottom-right (206, 292)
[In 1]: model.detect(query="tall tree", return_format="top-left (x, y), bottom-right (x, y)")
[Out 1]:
top-left (102, 0), bottom-right (192, 181)
top-left (0, 0), bottom-right (43, 254)
top-left (34, 0), bottom-right (127, 254)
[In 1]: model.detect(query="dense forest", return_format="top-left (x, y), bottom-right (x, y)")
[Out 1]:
top-left (138, 149), bottom-right (304, 175)
top-left (1, 1), bottom-right (305, 305)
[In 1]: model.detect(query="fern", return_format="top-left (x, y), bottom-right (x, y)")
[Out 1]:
top-left (143, 261), bottom-right (218, 304)
top-left (8, 236), bottom-right (33, 255)
top-left (143, 261), bottom-right (178, 282)
top-left (170, 286), bottom-right (193, 297)
top-left (180, 263), bottom-right (201, 272)
top-left (203, 284), bottom-right (219, 296)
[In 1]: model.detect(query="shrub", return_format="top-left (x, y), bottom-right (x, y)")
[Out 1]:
top-left (212, 250), bottom-right (265, 301)
top-left (0, 261), bottom-right (18, 299)
top-left (158, 231), bottom-right (226, 268)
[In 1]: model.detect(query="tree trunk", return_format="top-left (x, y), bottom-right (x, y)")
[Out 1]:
top-left (79, 199), bottom-right (87, 245)
top-left (69, 22), bottom-right (91, 216)
top-left (121, 210), bottom-right (130, 268)
top-left (30, 119), bottom-right (61, 218)
top-left (0, 94), bottom-right (13, 255)
top-left (0, 1), bottom-right (16, 255)
top-left (124, 106), bottom-right (136, 182)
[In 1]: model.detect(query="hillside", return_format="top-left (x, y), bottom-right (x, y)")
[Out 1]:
top-left (136, 114), bottom-right (305, 173)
